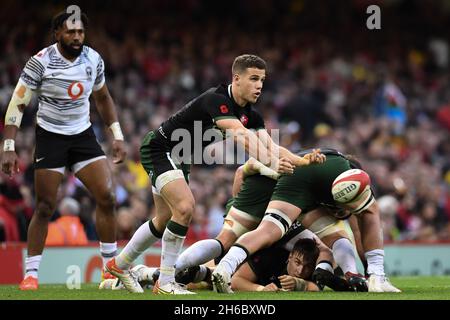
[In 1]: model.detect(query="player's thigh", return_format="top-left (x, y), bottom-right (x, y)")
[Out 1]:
top-left (34, 169), bottom-right (64, 214)
top-left (270, 169), bottom-right (316, 214)
top-left (266, 200), bottom-right (302, 226)
top-left (140, 130), bottom-right (192, 214)
top-left (160, 178), bottom-right (195, 216)
top-left (68, 126), bottom-right (106, 173)
top-left (232, 175), bottom-right (276, 221)
top-left (75, 158), bottom-right (113, 202)
top-left (34, 125), bottom-right (69, 170)
top-left (220, 175), bottom-right (275, 245)
top-left (237, 219), bottom-right (285, 253)
top-left (238, 200), bottom-right (301, 250)
top-left (299, 207), bottom-right (349, 246)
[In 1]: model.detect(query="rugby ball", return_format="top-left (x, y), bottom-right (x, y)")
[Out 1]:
top-left (332, 169), bottom-right (371, 204)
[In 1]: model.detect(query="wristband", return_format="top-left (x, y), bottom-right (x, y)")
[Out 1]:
top-left (294, 277), bottom-right (307, 291)
top-left (3, 139), bottom-right (15, 152)
top-left (109, 122), bottom-right (124, 141)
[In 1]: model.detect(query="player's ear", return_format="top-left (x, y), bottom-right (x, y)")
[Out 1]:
top-left (233, 73), bottom-right (240, 84)
top-left (54, 28), bottom-right (62, 42)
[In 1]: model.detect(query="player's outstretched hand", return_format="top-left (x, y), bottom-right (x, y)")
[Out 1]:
top-left (112, 140), bottom-right (127, 164)
top-left (303, 148), bottom-right (326, 165)
top-left (278, 275), bottom-right (297, 291)
top-left (1, 151), bottom-right (19, 177)
top-left (276, 157), bottom-right (295, 174)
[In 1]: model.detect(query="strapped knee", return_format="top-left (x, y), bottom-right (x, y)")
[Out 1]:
top-left (223, 206), bottom-right (260, 238)
top-left (262, 208), bottom-right (293, 237)
top-left (308, 216), bottom-right (346, 239)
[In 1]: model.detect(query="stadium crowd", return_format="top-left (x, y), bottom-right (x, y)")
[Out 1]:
top-left (0, 0), bottom-right (449, 244)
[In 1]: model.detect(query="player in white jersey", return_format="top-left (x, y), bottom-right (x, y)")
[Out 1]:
top-left (1, 10), bottom-right (126, 290)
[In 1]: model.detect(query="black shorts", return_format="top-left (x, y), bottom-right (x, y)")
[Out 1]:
top-left (34, 125), bottom-right (105, 170)
top-left (140, 130), bottom-right (190, 188)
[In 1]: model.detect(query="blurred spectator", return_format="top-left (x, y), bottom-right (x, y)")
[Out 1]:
top-left (0, 176), bottom-right (33, 241)
top-left (1, 0), bottom-right (449, 243)
top-left (45, 197), bottom-right (88, 246)
top-left (116, 207), bottom-right (137, 241)
top-left (377, 195), bottom-right (400, 241)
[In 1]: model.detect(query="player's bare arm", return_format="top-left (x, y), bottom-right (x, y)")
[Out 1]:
top-left (1, 81), bottom-right (33, 177)
top-left (92, 84), bottom-right (126, 164)
top-left (257, 129), bottom-right (326, 166)
top-left (231, 262), bottom-right (279, 292)
top-left (215, 117), bottom-right (294, 174)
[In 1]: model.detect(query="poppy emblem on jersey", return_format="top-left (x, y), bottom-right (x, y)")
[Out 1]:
top-left (68, 82), bottom-right (84, 100)
top-left (240, 114), bottom-right (249, 126)
top-left (220, 104), bottom-right (229, 114)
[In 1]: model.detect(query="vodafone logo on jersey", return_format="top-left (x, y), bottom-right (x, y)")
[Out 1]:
top-left (68, 82), bottom-right (84, 100)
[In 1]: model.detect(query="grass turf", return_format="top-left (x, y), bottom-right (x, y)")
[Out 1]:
top-left (1, 276), bottom-right (449, 300)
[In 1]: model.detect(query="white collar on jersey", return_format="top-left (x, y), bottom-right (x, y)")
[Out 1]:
top-left (54, 43), bottom-right (79, 64)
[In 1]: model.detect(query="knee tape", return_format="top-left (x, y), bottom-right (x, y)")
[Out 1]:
top-left (262, 208), bottom-right (293, 236)
top-left (308, 216), bottom-right (346, 239)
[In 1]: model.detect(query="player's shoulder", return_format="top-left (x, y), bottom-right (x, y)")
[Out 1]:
top-left (81, 45), bottom-right (103, 61)
top-left (203, 84), bottom-right (232, 103)
top-left (29, 44), bottom-right (55, 65)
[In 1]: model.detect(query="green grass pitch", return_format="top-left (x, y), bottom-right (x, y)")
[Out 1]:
top-left (1, 276), bottom-right (449, 300)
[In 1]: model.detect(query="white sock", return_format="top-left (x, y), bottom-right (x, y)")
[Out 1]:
top-left (159, 228), bottom-right (186, 286)
top-left (365, 249), bottom-right (385, 276)
top-left (332, 238), bottom-right (358, 274)
top-left (175, 239), bottom-right (222, 273)
top-left (139, 267), bottom-right (159, 284)
top-left (116, 221), bottom-right (161, 269)
top-left (193, 265), bottom-right (210, 283)
top-left (100, 242), bottom-right (117, 268)
top-left (315, 261), bottom-right (334, 273)
top-left (25, 255), bottom-right (42, 278)
top-left (218, 246), bottom-right (248, 275)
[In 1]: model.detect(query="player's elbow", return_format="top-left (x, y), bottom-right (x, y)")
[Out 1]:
top-left (235, 165), bottom-right (245, 180)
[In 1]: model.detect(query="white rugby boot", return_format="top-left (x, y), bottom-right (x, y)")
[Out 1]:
top-left (368, 274), bottom-right (401, 292)
top-left (154, 281), bottom-right (196, 295)
top-left (212, 265), bottom-right (233, 294)
top-left (105, 258), bottom-right (144, 293)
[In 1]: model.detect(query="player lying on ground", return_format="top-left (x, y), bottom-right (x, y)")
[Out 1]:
top-left (212, 148), bottom-right (401, 293)
top-left (99, 226), bottom-right (352, 292)
top-left (175, 150), bottom-right (370, 291)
